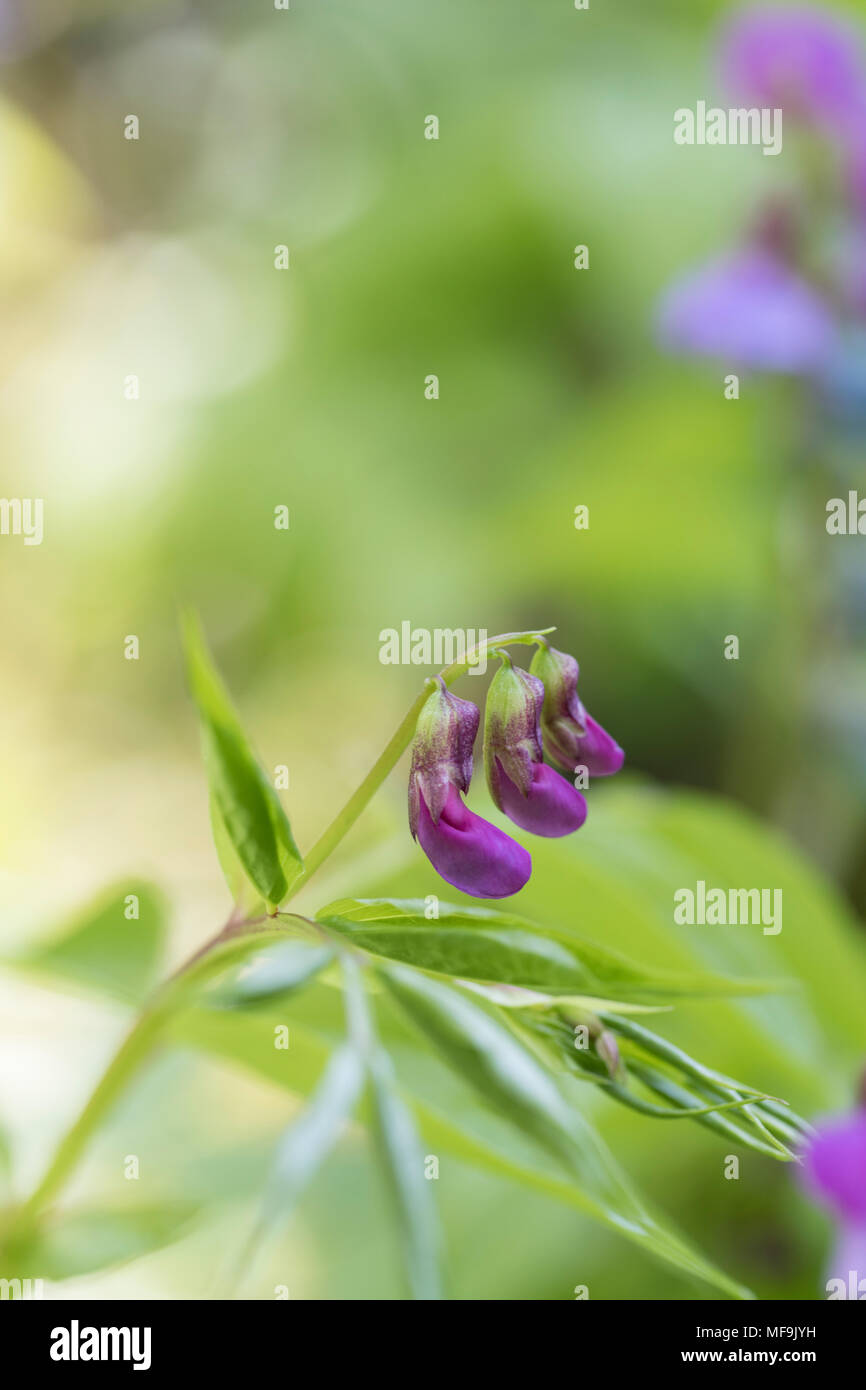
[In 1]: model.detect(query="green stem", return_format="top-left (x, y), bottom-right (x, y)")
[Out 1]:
top-left (14, 627), bottom-right (551, 1228)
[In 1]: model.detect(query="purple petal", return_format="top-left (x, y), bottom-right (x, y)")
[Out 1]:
top-left (417, 785), bottom-right (531, 898)
top-left (719, 7), bottom-right (866, 131)
top-left (826, 1223), bottom-right (866, 1294)
top-left (800, 1108), bottom-right (866, 1226)
top-left (576, 708), bottom-right (625, 777)
top-left (494, 760), bottom-right (587, 838)
top-left (657, 249), bottom-right (836, 373)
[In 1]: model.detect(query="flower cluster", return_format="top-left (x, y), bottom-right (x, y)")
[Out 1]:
top-left (408, 641), bottom-right (623, 898)
top-left (658, 5), bottom-right (866, 416)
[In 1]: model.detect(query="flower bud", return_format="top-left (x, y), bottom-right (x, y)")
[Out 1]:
top-left (484, 653), bottom-right (587, 837)
top-left (595, 1029), bottom-right (622, 1080)
top-left (529, 640), bottom-right (624, 778)
top-left (409, 678), bottom-right (531, 899)
top-left (408, 678), bottom-right (478, 839)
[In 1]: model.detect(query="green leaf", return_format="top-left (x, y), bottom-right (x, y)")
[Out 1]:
top-left (173, 998), bottom-right (752, 1297)
top-left (208, 942), bottom-right (334, 1007)
top-left (2, 1202), bottom-right (197, 1281)
top-left (378, 963), bottom-right (753, 1298)
top-left (341, 959), bottom-right (444, 1301)
top-left (261, 1046), bottom-right (364, 1224)
top-left (367, 1059), bottom-right (444, 1300)
top-left (230, 1043), bottom-right (364, 1293)
top-left (317, 898), bottom-right (780, 1002)
top-left (182, 610), bottom-right (302, 909)
top-left (9, 882), bottom-right (166, 1003)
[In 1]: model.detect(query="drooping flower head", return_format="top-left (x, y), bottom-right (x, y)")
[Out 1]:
top-left (483, 652), bottom-right (587, 837)
top-left (409, 677), bottom-right (531, 899)
top-left (799, 1101), bottom-right (866, 1290)
top-left (529, 639), bottom-right (624, 778)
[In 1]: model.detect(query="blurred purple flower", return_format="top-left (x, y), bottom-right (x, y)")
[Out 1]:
top-left (416, 783), bottom-right (531, 898)
top-left (657, 248), bottom-right (836, 373)
top-left (719, 6), bottom-right (866, 132)
top-left (800, 1105), bottom-right (866, 1292)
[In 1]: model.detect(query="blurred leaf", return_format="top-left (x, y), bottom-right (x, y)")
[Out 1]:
top-left (317, 897), bottom-right (781, 1002)
top-left (342, 959), bottom-right (444, 1301)
top-left (261, 1046), bottom-right (364, 1223)
top-left (174, 995), bottom-right (758, 1296)
top-left (2, 1202), bottom-right (197, 1281)
top-left (378, 963), bottom-right (752, 1298)
top-left (208, 941), bottom-right (334, 1007)
top-left (9, 882), bottom-right (166, 1003)
top-left (367, 1058), bottom-right (444, 1301)
top-left (231, 1043), bottom-right (364, 1293)
top-left (182, 610), bottom-right (302, 909)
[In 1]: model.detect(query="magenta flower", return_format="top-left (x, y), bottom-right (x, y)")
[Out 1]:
top-left (484, 654), bottom-right (587, 837)
top-left (800, 1105), bottom-right (866, 1293)
top-left (656, 248), bottom-right (836, 374)
top-left (416, 783), bottom-right (531, 898)
top-left (529, 641), bottom-right (624, 778)
top-left (719, 6), bottom-right (866, 133)
top-left (409, 677), bottom-right (531, 899)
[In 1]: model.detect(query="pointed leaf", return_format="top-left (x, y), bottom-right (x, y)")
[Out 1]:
top-left (317, 897), bottom-right (780, 1001)
top-left (182, 611), bottom-right (302, 908)
top-left (379, 963), bottom-right (753, 1298)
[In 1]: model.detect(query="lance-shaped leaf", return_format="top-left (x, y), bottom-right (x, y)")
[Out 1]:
top-left (378, 963), bottom-right (753, 1298)
top-left (342, 959), bottom-right (444, 1301)
top-left (231, 1044), bottom-right (365, 1293)
top-left (367, 1060), bottom-right (444, 1300)
top-left (317, 898), bottom-right (781, 1002)
top-left (172, 998), bottom-right (752, 1297)
top-left (182, 611), bottom-right (302, 909)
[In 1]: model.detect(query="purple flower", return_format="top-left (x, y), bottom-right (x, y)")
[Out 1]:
top-left (408, 677), bottom-right (478, 838)
top-left (800, 1105), bottom-right (866, 1293)
top-left (529, 641), bottom-right (624, 778)
top-left (719, 7), bottom-right (866, 133)
top-left (801, 1107), bottom-right (866, 1226)
top-left (656, 248), bottom-right (836, 373)
top-left (409, 677), bottom-right (531, 898)
top-left (416, 783), bottom-right (531, 898)
top-left (484, 653), bottom-right (587, 837)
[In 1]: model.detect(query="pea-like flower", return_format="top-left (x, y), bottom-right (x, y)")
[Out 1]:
top-left (529, 640), bottom-right (624, 778)
top-left (484, 653), bottom-right (587, 837)
top-left (409, 677), bottom-right (531, 899)
top-left (799, 1102), bottom-right (866, 1292)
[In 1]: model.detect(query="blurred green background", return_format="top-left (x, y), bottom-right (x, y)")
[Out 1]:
top-left (1, 0), bottom-right (865, 1299)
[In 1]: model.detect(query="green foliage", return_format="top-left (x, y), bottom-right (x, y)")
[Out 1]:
top-left (316, 896), bottom-right (781, 1001)
top-left (2, 1203), bottom-right (197, 1281)
top-left (7, 882), bottom-right (166, 1003)
top-left (182, 610), bottom-right (303, 909)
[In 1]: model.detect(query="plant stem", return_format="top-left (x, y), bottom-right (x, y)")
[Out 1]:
top-left (13, 627), bottom-right (551, 1227)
